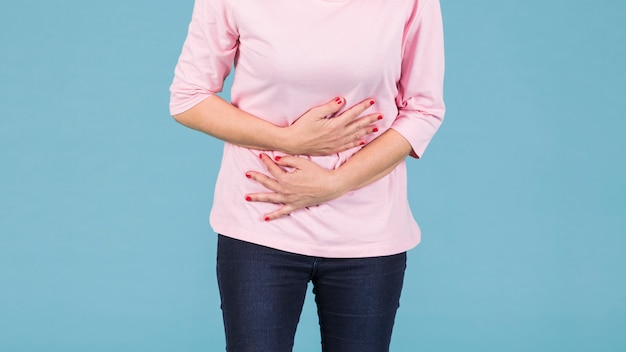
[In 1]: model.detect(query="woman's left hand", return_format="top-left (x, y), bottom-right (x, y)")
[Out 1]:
top-left (245, 153), bottom-right (347, 221)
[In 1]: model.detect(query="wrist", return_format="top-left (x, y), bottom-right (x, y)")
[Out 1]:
top-left (278, 125), bottom-right (300, 155)
top-left (328, 168), bottom-right (353, 198)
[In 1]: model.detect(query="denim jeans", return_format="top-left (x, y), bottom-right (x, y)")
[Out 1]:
top-left (216, 234), bottom-right (407, 352)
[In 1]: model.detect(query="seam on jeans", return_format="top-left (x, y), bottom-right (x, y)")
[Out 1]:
top-left (310, 257), bottom-right (321, 280)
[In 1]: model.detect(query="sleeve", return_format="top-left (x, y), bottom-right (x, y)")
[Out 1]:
top-left (390, 0), bottom-right (446, 159)
top-left (169, 0), bottom-right (239, 115)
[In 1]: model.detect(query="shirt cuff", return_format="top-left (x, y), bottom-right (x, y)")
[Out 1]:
top-left (390, 109), bottom-right (444, 159)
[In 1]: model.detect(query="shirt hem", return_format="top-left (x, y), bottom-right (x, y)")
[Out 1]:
top-left (210, 221), bottom-right (421, 258)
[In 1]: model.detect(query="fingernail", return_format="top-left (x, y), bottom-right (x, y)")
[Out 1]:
top-left (360, 141), bottom-right (366, 146)
top-left (335, 97), bottom-right (342, 104)
top-left (245, 196), bottom-right (252, 201)
top-left (274, 156), bottom-right (282, 161)
top-left (264, 216), bottom-right (270, 222)
top-left (369, 100), bottom-right (375, 105)
top-left (377, 115), bottom-right (383, 120)
top-left (259, 153), bottom-right (263, 159)
top-left (373, 127), bottom-right (379, 133)
top-left (245, 173), bottom-right (251, 178)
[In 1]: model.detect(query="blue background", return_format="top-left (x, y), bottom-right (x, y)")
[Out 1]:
top-left (1, 0), bottom-right (624, 351)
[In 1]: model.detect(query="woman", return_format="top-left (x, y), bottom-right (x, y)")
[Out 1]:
top-left (170, 0), bottom-right (445, 350)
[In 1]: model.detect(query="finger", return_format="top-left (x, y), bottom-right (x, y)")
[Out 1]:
top-left (333, 126), bottom-right (379, 150)
top-left (336, 98), bottom-right (376, 125)
top-left (336, 140), bottom-right (368, 151)
top-left (340, 123), bottom-right (384, 149)
top-left (259, 153), bottom-right (288, 179)
top-left (359, 122), bottom-right (381, 137)
top-left (308, 96), bottom-right (345, 119)
top-left (349, 112), bottom-right (383, 129)
top-left (273, 155), bottom-right (309, 170)
top-left (245, 170), bottom-right (282, 192)
top-left (263, 204), bottom-right (297, 222)
top-left (342, 113), bottom-right (383, 138)
top-left (245, 191), bottom-right (285, 204)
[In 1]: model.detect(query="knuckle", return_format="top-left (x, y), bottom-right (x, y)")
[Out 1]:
top-left (360, 119), bottom-right (372, 128)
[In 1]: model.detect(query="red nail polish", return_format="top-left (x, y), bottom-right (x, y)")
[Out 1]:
top-left (360, 141), bottom-right (366, 146)
top-left (335, 97), bottom-right (342, 104)
top-left (369, 100), bottom-right (375, 105)
top-left (377, 115), bottom-right (383, 120)
top-left (274, 156), bottom-right (282, 161)
top-left (245, 173), bottom-right (251, 178)
top-left (259, 153), bottom-right (263, 159)
top-left (245, 196), bottom-right (252, 201)
top-left (264, 216), bottom-right (270, 222)
top-left (373, 127), bottom-right (379, 133)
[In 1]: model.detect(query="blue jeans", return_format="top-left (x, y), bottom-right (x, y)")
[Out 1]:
top-left (216, 235), bottom-right (407, 352)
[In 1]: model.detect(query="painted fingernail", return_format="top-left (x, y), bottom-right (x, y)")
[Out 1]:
top-left (373, 127), bottom-right (379, 133)
top-left (259, 153), bottom-right (263, 159)
top-left (245, 196), bottom-right (252, 201)
top-left (369, 100), bottom-right (375, 105)
top-left (274, 156), bottom-right (282, 161)
top-left (360, 141), bottom-right (366, 146)
top-left (335, 97), bottom-right (342, 104)
top-left (245, 173), bottom-right (251, 178)
top-left (377, 115), bottom-right (383, 120)
top-left (264, 216), bottom-right (271, 222)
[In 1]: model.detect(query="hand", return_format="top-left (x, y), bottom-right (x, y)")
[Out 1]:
top-left (283, 97), bottom-right (382, 156)
top-left (244, 153), bottom-right (348, 221)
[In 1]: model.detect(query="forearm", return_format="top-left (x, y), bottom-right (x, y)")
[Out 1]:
top-left (245, 128), bottom-right (414, 221)
top-left (333, 129), bottom-right (413, 194)
top-left (172, 95), bottom-right (380, 156)
top-left (172, 95), bottom-right (289, 152)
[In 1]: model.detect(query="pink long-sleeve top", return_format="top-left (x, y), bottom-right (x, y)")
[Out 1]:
top-left (170, 0), bottom-right (445, 258)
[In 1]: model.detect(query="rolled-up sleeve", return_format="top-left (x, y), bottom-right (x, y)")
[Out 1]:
top-left (169, 0), bottom-right (239, 116)
top-left (390, 0), bottom-right (446, 159)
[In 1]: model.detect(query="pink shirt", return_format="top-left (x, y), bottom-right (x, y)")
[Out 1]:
top-left (170, 0), bottom-right (445, 258)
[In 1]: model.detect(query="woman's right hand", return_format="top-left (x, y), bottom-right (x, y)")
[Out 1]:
top-left (282, 97), bottom-right (382, 156)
